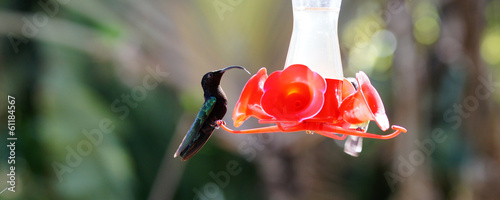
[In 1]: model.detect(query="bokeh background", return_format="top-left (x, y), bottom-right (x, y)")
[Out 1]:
top-left (1, 0), bottom-right (500, 199)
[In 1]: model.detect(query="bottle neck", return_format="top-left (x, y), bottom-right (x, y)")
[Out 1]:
top-left (291, 0), bottom-right (342, 11)
top-left (285, 0), bottom-right (343, 79)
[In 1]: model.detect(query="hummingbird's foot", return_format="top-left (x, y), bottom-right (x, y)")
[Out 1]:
top-left (211, 122), bottom-right (220, 129)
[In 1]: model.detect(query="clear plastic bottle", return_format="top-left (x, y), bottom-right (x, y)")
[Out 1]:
top-left (285, 0), bottom-right (364, 156)
top-left (284, 0), bottom-right (344, 79)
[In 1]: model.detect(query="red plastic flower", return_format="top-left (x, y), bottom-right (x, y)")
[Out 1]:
top-left (306, 78), bottom-right (342, 123)
top-left (339, 71), bottom-right (390, 131)
top-left (233, 68), bottom-right (271, 127)
top-left (342, 78), bottom-right (356, 100)
top-left (220, 65), bottom-right (406, 141)
top-left (261, 64), bottom-right (326, 122)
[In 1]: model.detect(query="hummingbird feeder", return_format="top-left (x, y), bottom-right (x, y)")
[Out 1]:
top-left (216, 0), bottom-right (406, 156)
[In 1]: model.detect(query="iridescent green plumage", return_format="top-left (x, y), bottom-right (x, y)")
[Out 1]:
top-left (174, 97), bottom-right (216, 160)
top-left (174, 66), bottom-right (250, 161)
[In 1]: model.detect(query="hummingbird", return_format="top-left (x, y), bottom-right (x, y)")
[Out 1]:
top-left (174, 66), bottom-right (250, 161)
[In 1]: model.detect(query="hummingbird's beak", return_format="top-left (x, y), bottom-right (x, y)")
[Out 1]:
top-left (220, 66), bottom-right (251, 75)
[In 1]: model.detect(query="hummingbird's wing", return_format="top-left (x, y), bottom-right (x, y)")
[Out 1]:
top-left (174, 97), bottom-right (216, 160)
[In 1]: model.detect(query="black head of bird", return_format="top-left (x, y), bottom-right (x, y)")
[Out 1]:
top-left (202, 66), bottom-right (249, 91)
top-left (174, 66), bottom-right (250, 161)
